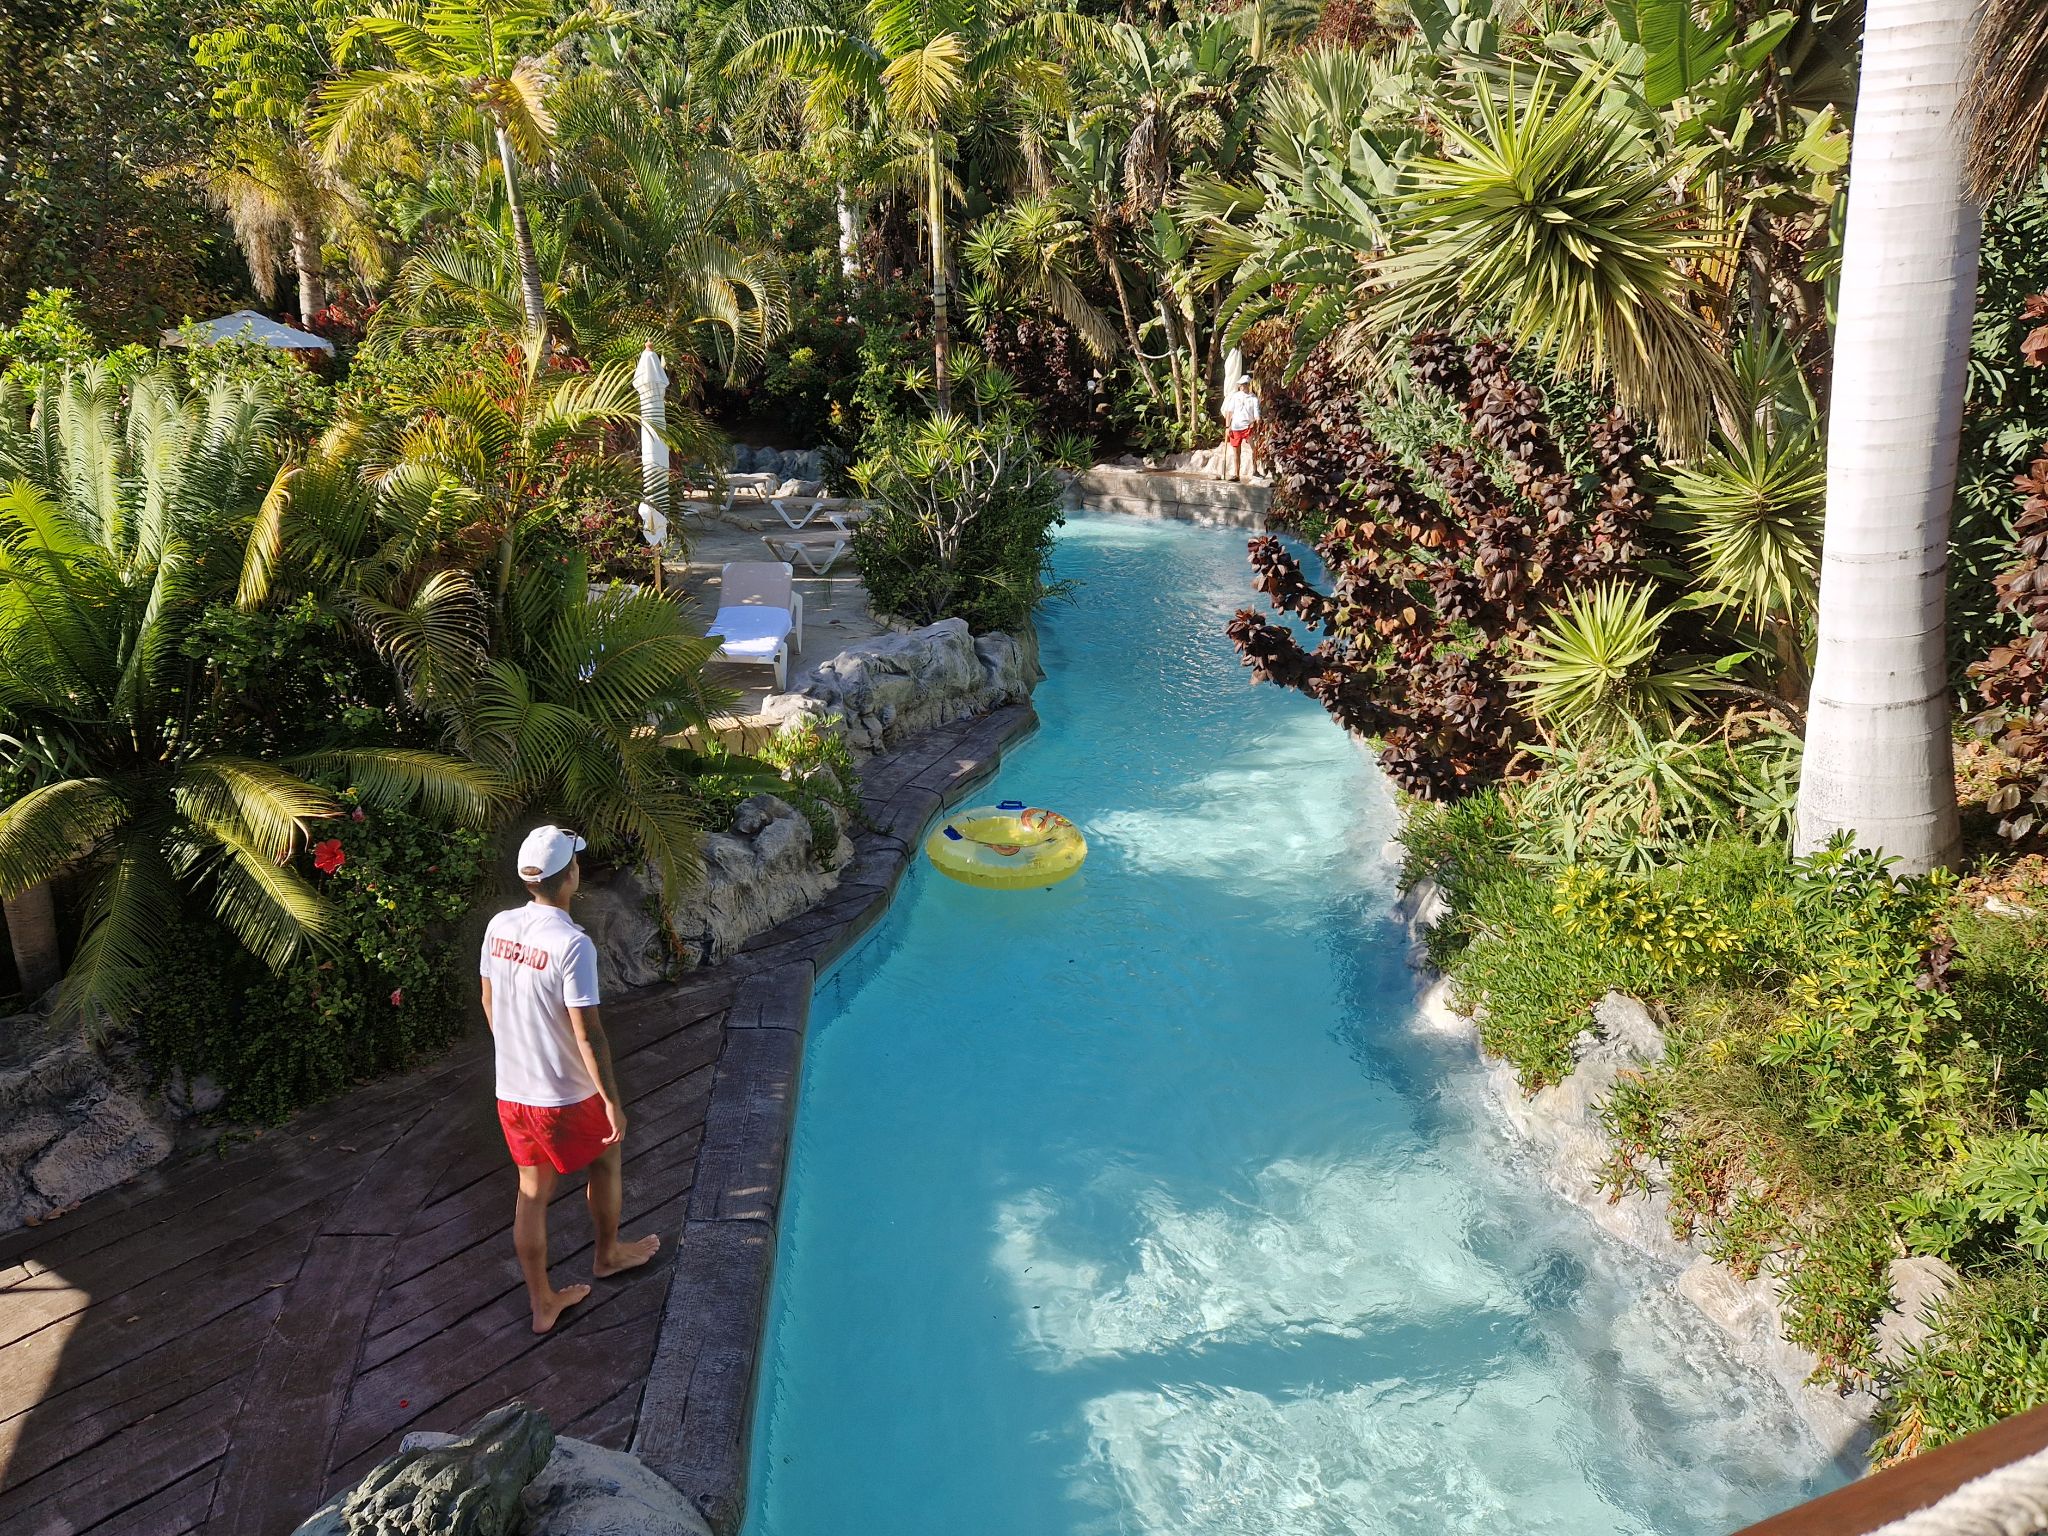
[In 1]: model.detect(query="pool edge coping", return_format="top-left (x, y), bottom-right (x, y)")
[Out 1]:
top-left (631, 701), bottom-right (1042, 1531)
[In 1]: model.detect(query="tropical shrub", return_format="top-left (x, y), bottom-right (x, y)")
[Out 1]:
top-left (0, 368), bottom-right (494, 1030)
top-left (137, 787), bottom-right (490, 1122)
top-left (1879, 1270), bottom-right (2048, 1462)
top-left (849, 357), bottom-right (1066, 634)
top-left (1228, 332), bottom-right (1657, 797)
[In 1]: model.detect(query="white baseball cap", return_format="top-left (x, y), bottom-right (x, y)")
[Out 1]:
top-left (516, 825), bottom-right (587, 881)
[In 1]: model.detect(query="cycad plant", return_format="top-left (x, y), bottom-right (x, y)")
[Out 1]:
top-left (1511, 580), bottom-right (1725, 742)
top-left (0, 369), bottom-right (497, 1029)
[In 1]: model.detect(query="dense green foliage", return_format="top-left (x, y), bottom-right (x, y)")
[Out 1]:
top-left (849, 352), bottom-right (1066, 633)
top-left (1404, 803), bottom-right (2048, 1458)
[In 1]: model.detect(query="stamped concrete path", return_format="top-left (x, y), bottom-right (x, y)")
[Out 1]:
top-left (0, 705), bottom-right (1035, 1536)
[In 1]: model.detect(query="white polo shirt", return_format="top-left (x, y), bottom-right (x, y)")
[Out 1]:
top-left (480, 902), bottom-right (603, 1107)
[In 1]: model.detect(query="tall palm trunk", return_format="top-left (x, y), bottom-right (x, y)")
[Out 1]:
top-left (836, 184), bottom-right (862, 279)
top-left (5, 883), bottom-right (60, 1001)
top-left (290, 218), bottom-right (326, 327)
top-left (927, 143), bottom-right (953, 413)
top-left (494, 123), bottom-right (548, 335)
top-left (1794, 0), bottom-right (1980, 872)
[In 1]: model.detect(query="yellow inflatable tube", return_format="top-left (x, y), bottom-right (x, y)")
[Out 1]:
top-left (926, 801), bottom-right (1087, 890)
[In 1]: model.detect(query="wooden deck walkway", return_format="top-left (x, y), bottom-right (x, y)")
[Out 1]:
top-left (0, 704), bottom-right (1036, 1536)
top-left (0, 973), bottom-right (731, 1536)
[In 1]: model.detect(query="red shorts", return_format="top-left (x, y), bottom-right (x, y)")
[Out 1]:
top-left (1227, 428), bottom-right (1253, 447)
top-left (498, 1093), bottom-right (612, 1173)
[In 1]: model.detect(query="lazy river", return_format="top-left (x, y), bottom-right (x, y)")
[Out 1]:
top-left (741, 513), bottom-right (1851, 1536)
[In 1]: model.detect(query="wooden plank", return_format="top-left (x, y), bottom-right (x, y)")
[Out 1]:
top-left (330, 1282), bottom-right (666, 1488)
top-left (0, 1221), bottom-right (314, 1423)
top-left (352, 1140), bottom-right (696, 1380)
top-left (361, 1120), bottom-right (705, 1357)
top-left (78, 1462), bottom-right (218, 1536)
top-left (209, 1105), bottom-right (459, 1536)
top-left (367, 1044), bottom-right (716, 1328)
top-left (1734, 1404), bottom-right (2048, 1535)
top-left (1, 1291), bottom-right (275, 1493)
top-left (563, 1378), bottom-right (643, 1449)
top-left (0, 1374), bottom-right (239, 1534)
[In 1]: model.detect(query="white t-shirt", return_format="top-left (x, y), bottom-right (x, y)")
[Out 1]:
top-left (480, 902), bottom-right (603, 1107)
top-left (1223, 389), bottom-right (1261, 431)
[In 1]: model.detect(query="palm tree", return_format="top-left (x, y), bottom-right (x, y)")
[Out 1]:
top-left (0, 369), bottom-right (497, 1030)
top-left (552, 72), bottom-right (792, 377)
top-left (738, 0), bottom-right (1089, 410)
top-left (251, 401), bottom-right (731, 892)
top-left (1961, 0), bottom-right (2048, 202)
top-left (1792, 0), bottom-right (1979, 871)
top-left (314, 0), bottom-right (626, 335)
top-left (203, 125), bottom-right (382, 325)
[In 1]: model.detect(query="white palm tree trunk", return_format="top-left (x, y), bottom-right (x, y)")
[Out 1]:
top-left (836, 184), bottom-right (862, 279)
top-left (1794, 0), bottom-right (1981, 872)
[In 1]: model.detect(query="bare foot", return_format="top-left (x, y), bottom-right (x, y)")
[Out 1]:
top-left (594, 1233), bottom-right (662, 1278)
top-left (531, 1283), bottom-right (591, 1334)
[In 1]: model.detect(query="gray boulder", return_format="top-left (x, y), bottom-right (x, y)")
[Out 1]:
top-left (579, 794), bottom-right (850, 993)
top-left (763, 617), bottom-right (1041, 753)
top-left (26, 1089), bottom-right (173, 1208)
top-left (525, 1437), bottom-right (714, 1536)
top-left (1875, 1254), bottom-right (1959, 1367)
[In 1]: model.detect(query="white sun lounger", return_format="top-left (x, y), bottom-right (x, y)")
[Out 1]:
top-left (707, 560), bottom-right (803, 689)
top-left (769, 495), bottom-right (854, 531)
top-left (762, 528), bottom-right (851, 575)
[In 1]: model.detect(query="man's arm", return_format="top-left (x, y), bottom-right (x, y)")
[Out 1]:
top-left (480, 978), bottom-right (494, 1033)
top-left (568, 1005), bottom-right (627, 1144)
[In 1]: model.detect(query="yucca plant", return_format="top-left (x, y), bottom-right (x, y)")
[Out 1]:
top-left (1667, 424), bottom-right (1824, 691)
top-left (1372, 68), bottom-right (1732, 451)
top-left (1511, 580), bottom-right (1725, 742)
top-left (0, 369), bottom-right (498, 1030)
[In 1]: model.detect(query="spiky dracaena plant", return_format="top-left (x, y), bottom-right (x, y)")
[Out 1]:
top-left (1667, 425), bottom-right (1825, 690)
top-left (1511, 580), bottom-right (1726, 743)
top-left (0, 369), bottom-right (499, 1032)
top-left (1372, 69), bottom-right (1733, 452)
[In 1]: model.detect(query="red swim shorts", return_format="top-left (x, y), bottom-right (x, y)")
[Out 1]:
top-left (1227, 427), bottom-right (1252, 447)
top-left (498, 1093), bottom-right (612, 1174)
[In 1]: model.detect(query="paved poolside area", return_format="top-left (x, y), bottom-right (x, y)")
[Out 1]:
top-left (670, 498), bottom-right (888, 739)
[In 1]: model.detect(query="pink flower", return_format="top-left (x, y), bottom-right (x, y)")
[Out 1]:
top-left (351, 808), bottom-right (366, 822)
top-left (390, 988), bottom-right (404, 1007)
top-left (312, 839), bottom-right (346, 875)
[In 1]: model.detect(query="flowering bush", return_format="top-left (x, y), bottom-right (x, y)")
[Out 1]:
top-left (138, 790), bottom-right (490, 1123)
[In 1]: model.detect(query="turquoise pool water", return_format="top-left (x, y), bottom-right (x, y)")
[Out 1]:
top-left (741, 514), bottom-right (1850, 1536)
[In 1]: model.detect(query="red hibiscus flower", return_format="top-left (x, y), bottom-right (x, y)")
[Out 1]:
top-left (390, 989), bottom-right (404, 1008)
top-left (312, 839), bottom-right (346, 875)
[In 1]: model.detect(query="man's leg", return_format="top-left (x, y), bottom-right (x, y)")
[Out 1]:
top-left (514, 1161), bottom-right (590, 1334)
top-left (586, 1142), bottom-right (662, 1278)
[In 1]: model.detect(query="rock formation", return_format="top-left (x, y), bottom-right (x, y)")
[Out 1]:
top-left (762, 617), bottom-right (1041, 754)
